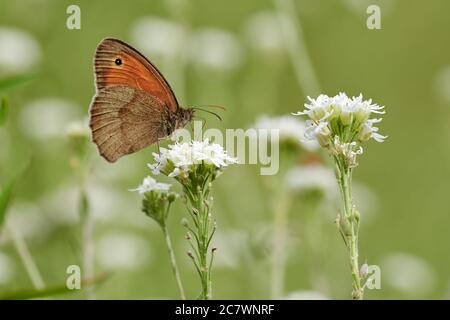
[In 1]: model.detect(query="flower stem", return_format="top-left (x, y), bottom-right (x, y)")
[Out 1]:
top-left (270, 190), bottom-right (291, 299)
top-left (186, 187), bottom-right (213, 300)
top-left (161, 225), bottom-right (186, 300)
top-left (7, 221), bottom-right (45, 290)
top-left (78, 168), bottom-right (95, 300)
top-left (336, 161), bottom-right (363, 300)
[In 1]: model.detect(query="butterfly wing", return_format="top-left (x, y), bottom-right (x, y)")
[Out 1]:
top-left (89, 85), bottom-right (170, 162)
top-left (93, 37), bottom-right (179, 112)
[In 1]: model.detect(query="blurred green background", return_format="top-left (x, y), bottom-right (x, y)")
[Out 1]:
top-left (0, 0), bottom-right (450, 299)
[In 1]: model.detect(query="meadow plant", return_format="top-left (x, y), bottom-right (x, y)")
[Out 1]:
top-left (66, 120), bottom-right (94, 299)
top-left (131, 176), bottom-right (185, 299)
top-left (252, 115), bottom-right (319, 298)
top-left (149, 139), bottom-right (237, 300)
top-left (294, 92), bottom-right (386, 299)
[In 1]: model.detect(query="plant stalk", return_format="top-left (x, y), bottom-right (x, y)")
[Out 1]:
top-left (336, 162), bottom-right (363, 300)
top-left (161, 225), bottom-right (186, 300)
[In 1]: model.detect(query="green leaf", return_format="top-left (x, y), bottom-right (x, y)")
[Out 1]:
top-left (0, 272), bottom-right (110, 300)
top-left (0, 158), bottom-right (32, 228)
top-left (0, 74), bottom-right (36, 93)
top-left (0, 96), bottom-right (9, 126)
top-left (0, 178), bottom-right (14, 228)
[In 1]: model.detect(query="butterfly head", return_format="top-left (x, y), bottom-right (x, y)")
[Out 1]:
top-left (176, 107), bottom-right (195, 129)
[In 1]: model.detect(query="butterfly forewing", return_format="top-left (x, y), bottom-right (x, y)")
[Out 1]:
top-left (90, 85), bottom-right (169, 162)
top-left (94, 38), bottom-right (179, 111)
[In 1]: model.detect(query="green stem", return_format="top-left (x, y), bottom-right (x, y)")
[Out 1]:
top-left (161, 225), bottom-right (186, 300)
top-left (7, 221), bottom-right (45, 290)
top-left (336, 162), bottom-right (363, 300)
top-left (187, 189), bottom-right (212, 300)
top-left (270, 190), bottom-right (291, 299)
top-left (77, 162), bottom-right (94, 300)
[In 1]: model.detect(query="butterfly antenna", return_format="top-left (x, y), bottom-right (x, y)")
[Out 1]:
top-left (189, 104), bottom-right (227, 111)
top-left (192, 107), bottom-right (223, 121)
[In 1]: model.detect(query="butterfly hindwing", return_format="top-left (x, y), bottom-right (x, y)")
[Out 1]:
top-left (89, 85), bottom-right (169, 162)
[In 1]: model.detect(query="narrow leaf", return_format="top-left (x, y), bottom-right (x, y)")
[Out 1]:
top-left (0, 96), bottom-right (9, 126)
top-left (0, 74), bottom-right (36, 93)
top-left (0, 158), bottom-right (32, 228)
top-left (0, 179), bottom-right (14, 227)
top-left (0, 272), bottom-right (110, 300)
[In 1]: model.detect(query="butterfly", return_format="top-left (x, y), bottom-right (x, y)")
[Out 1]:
top-left (89, 38), bottom-right (194, 162)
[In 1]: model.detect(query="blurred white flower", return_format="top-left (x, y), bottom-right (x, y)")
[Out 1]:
top-left (130, 176), bottom-right (171, 194)
top-left (96, 232), bottom-right (151, 270)
top-left (149, 139), bottom-right (237, 178)
top-left (130, 17), bottom-right (185, 59)
top-left (188, 28), bottom-right (244, 72)
top-left (20, 98), bottom-right (81, 140)
top-left (283, 290), bottom-right (328, 300)
top-left (0, 27), bottom-right (41, 74)
top-left (285, 164), bottom-right (337, 194)
top-left (243, 11), bottom-right (286, 55)
top-left (381, 252), bottom-right (436, 294)
top-left (352, 182), bottom-right (379, 222)
top-left (41, 182), bottom-right (138, 226)
top-left (65, 119), bottom-right (90, 139)
top-left (5, 202), bottom-right (52, 240)
top-left (252, 115), bottom-right (319, 151)
top-left (0, 251), bottom-right (15, 284)
top-left (433, 65), bottom-right (450, 103)
top-left (210, 229), bottom-right (247, 269)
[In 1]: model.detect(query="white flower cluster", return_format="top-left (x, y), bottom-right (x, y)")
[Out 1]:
top-left (253, 115), bottom-right (319, 151)
top-left (130, 176), bottom-right (171, 194)
top-left (294, 93), bottom-right (386, 167)
top-left (149, 139), bottom-right (238, 178)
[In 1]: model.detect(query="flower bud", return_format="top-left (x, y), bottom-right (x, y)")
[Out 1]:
top-left (168, 192), bottom-right (177, 203)
top-left (340, 110), bottom-right (353, 126)
top-left (336, 214), bottom-right (352, 237)
top-left (181, 218), bottom-right (189, 227)
top-left (360, 263), bottom-right (369, 278)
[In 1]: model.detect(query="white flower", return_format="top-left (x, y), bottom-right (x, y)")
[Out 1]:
top-left (130, 17), bottom-right (185, 59)
top-left (294, 92), bottom-right (386, 167)
top-left (304, 120), bottom-right (331, 147)
top-left (96, 232), bottom-right (151, 270)
top-left (243, 11), bottom-right (286, 55)
top-left (296, 93), bottom-right (385, 125)
top-left (20, 98), bottom-right (81, 140)
top-left (0, 27), bottom-right (41, 75)
top-left (149, 139), bottom-right (238, 178)
top-left (252, 115), bottom-right (319, 151)
top-left (381, 253), bottom-right (435, 294)
top-left (188, 28), bottom-right (244, 72)
top-left (357, 118), bottom-right (386, 142)
top-left (331, 136), bottom-right (363, 168)
top-left (130, 176), bottom-right (171, 194)
top-left (285, 164), bottom-right (337, 194)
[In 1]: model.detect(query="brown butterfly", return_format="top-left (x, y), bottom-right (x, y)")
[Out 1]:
top-left (89, 38), bottom-right (194, 162)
